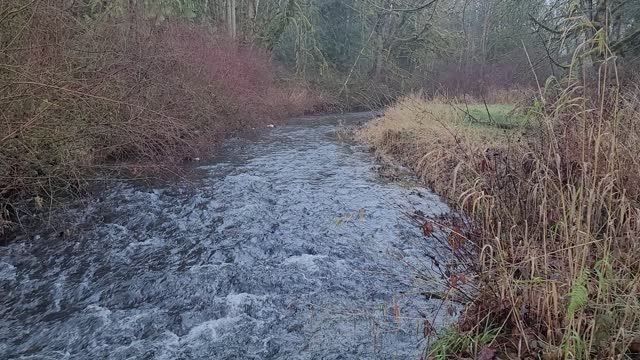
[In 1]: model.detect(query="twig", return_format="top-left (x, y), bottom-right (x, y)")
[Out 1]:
top-left (0, 0), bottom-right (39, 25)
top-left (481, 93), bottom-right (494, 125)
top-left (363, 0), bottom-right (439, 13)
top-left (339, 17), bottom-right (380, 97)
top-left (0, 101), bottom-right (51, 143)
top-left (9, 81), bottom-right (181, 121)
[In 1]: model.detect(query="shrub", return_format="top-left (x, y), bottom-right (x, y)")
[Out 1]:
top-left (0, 1), bottom-right (321, 236)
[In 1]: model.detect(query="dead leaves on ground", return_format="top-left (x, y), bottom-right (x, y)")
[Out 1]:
top-left (476, 346), bottom-right (497, 360)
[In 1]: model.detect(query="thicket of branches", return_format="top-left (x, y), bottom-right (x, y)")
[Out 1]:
top-left (269, 0), bottom-right (640, 103)
top-left (63, 1), bottom-right (638, 105)
top-left (0, 0), bottom-right (321, 235)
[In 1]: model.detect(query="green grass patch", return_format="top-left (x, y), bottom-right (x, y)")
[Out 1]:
top-left (451, 103), bottom-right (531, 140)
top-left (427, 326), bottom-right (501, 360)
top-left (462, 104), bottom-right (527, 128)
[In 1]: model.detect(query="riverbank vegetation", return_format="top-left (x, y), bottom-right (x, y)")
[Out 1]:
top-left (0, 0), bottom-right (591, 235)
top-left (0, 1), bottom-right (327, 236)
top-left (364, 79), bottom-right (640, 360)
top-left (2, 0), bottom-right (639, 358)
top-left (361, 10), bottom-right (640, 360)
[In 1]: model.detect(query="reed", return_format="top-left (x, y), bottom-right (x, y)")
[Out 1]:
top-left (360, 42), bottom-right (640, 360)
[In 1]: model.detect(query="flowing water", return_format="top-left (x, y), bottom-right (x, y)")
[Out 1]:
top-left (0, 113), bottom-right (453, 359)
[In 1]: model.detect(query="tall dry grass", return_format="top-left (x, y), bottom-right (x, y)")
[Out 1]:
top-left (0, 1), bottom-right (321, 237)
top-left (360, 65), bottom-right (640, 358)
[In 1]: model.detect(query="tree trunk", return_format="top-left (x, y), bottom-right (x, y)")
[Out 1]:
top-left (373, 0), bottom-right (392, 81)
top-left (227, 0), bottom-right (237, 39)
top-left (246, 0), bottom-right (258, 41)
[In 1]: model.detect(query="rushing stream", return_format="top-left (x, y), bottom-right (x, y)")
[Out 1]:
top-left (0, 113), bottom-right (453, 359)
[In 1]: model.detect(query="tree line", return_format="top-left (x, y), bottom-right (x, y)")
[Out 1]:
top-left (43, 0), bottom-right (639, 102)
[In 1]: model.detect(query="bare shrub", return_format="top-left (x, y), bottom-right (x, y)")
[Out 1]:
top-left (0, 1), bottom-right (321, 235)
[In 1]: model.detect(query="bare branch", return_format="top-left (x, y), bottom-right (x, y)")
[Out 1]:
top-left (362, 0), bottom-right (439, 13)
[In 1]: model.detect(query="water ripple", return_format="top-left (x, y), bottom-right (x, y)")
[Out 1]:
top-left (1, 113), bottom-right (453, 359)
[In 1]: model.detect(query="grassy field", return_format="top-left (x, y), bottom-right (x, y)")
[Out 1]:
top-left (359, 95), bottom-right (529, 200)
top-left (462, 103), bottom-right (528, 128)
top-left (366, 95), bottom-right (527, 141)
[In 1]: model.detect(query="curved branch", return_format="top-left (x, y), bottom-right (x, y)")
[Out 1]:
top-left (529, 14), bottom-right (562, 35)
top-left (0, 0), bottom-right (39, 24)
top-left (364, 0), bottom-right (439, 13)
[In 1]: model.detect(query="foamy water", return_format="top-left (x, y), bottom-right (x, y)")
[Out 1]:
top-left (1, 113), bottom-right (453, 359)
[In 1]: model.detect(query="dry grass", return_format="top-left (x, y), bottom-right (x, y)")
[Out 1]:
top-left (359, 94), bottom-right (527, 200)
top-left (360, 79), bottom-right (640, 358)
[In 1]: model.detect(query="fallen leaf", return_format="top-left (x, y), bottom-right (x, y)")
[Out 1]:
top-left (457, 272), bottom-right (467, 283)
top-left (476, 346), bottom-right (496, 360)
top-left (422, 221), bottom-right (434, 236)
